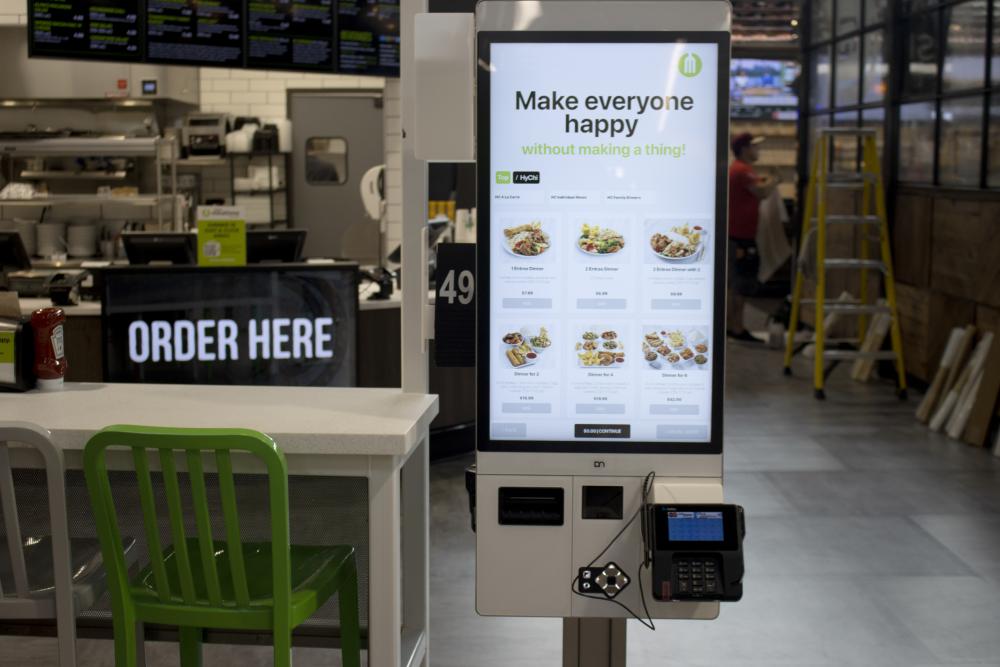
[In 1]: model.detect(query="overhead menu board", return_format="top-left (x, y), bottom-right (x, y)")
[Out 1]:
top-left (30, 0), bottom-right (141, 61)
top-left (27, 0), bottom-right (398, 77)
top-left (478, 33), bottom-right (729, 454)
top-left (247, 0), bottom-right (334, 71)
top-left (337, 0), bottom-right (399, 76)
top-left (146, 0), bottom-right (243, 66)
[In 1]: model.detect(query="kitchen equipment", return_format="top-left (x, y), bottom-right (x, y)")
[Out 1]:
top-left (248, 164), bottom-right (284, 190)
top-left (272, 118), bottom-right (293, 153)
top-left (226, 130), bottom-right (251, 154)
top-left (0, 219), bottom-right (37, 257)
top-left (233, 116), bottom-right (261, 131)
top-left (67, 224), bottom-right (98, 257)
top-left (252, 125), bottom-right (280, 153)
top-left (36, 223), bottom-right (66, 258)
top-left (182, 112), bottom-right (230, 157)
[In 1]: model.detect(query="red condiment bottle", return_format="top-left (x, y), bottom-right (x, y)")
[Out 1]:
top-left (31, 307), bottom-right (67, 390)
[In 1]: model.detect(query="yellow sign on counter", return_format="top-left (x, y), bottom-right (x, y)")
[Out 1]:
top-left (197, 206), bottom-right (247, 267)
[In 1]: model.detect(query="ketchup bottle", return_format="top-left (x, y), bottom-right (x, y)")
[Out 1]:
top-left (31, 307), bottom-right (67, 390)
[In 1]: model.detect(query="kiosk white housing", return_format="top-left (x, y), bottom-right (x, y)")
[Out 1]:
top-left (473, 0), bottom-right (738, 626)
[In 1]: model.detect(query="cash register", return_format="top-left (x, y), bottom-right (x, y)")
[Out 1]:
top-left (1, 232), bottom-right (90, 305)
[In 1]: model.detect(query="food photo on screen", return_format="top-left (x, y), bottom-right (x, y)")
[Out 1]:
top-left (642, 326), bottom-right (710, 370)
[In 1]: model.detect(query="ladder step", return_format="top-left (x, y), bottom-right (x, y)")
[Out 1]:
top-left (825, 180), bottom-right (869, 190)
top-left (795, 299), bottom-right (891, 314)
top-left (822, 349), bottom-right (898, 360)
top-left (812, 215), bottom-right (881, 225)
top-left (819, 127), bottom-right (878, 136)
top-left (824, 259), bottom-right (886, 271)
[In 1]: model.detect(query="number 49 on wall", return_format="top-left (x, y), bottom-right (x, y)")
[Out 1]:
top-left (439, 269), bottom-right (474, 305)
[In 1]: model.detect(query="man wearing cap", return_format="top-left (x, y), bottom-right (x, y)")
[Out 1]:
top-left (727, 132), bottom-right (777, 342)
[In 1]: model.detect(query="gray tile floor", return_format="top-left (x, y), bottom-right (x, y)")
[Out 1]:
top-left (3, 342), bottom-right (1000, 666)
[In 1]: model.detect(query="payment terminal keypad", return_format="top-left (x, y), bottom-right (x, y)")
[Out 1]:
top-left (673, 556), bottom-right (721, 598)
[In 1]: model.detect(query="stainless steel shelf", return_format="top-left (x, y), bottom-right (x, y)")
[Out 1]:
top-left (0, 194), bottom-right (180, 208)
top-left (0, 136), bottom-right (163, 156)
top-left (19, 170), bottom-right (129, 181)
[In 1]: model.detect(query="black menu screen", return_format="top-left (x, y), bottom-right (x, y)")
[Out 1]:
top-left (337, 0), bottom-right (399, 76)
top-left (247, 0), bottom-right (334, 70)
top-left (29, 0), bottom-right (141, 61)
top-left (28, 0), bottom-right (400, 76)
top-left (146, 0), bottom-right (243, 66)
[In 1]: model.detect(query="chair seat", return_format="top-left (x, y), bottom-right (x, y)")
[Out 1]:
top-left (0, 535), bottom-right (137, 613)
top-left (132, 540), bottom-right (354, 629)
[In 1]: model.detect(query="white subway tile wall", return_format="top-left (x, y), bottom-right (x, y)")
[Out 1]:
top-left (0, 0), bottom-right (25, 25)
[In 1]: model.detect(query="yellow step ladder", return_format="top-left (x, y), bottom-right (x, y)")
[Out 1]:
top-left (783, 127), bottom-right (907, 400)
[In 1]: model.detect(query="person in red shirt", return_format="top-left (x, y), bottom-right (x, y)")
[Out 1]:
top-left (727, 132), bottom-right (777, 341)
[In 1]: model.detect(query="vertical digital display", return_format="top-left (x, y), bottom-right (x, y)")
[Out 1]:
top-left (666, 511), bottom-right (725, 542)
top-left (337, 0), bottom-right (400, 76)
top-left (146, 0), bottom-right (243, 66)
top-left (483, 36), bottom-right (726, 448)
top-left (30, 0), bottom-right (141, 61)
top-left (247, 0), bottom-right (335, 70)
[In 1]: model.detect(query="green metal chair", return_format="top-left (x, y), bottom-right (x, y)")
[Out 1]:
top-left (83, 425), bottom-right (361, 667)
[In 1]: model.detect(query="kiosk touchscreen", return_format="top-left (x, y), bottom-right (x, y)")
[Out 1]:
top-left (474, 1), bottom-right (741, 624)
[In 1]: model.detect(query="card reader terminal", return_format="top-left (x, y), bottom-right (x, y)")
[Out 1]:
top-left (650, 504), bottom-right (745, 602)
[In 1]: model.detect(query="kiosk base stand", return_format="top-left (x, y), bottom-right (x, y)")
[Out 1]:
top-left (563, 618), bottom-right (626, 667)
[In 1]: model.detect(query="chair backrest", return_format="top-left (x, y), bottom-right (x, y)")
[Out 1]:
top-left (83, 426), bottom-right (290, 622)
top-left (0, 422), bottom-right (72, 608)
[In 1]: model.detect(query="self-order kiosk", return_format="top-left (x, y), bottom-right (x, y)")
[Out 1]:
top-left (473, 0), bottom-right (746, 639)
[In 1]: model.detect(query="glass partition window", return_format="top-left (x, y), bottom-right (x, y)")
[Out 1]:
top-left (903, 13), bottom-right (941, 96)
top-left (811, 47), bottom-right (832, 110)
top-left (989, 97), bottom-right (1000, 186)
top-left (835, 36), bottom-right (862, 106)
top-left (899, 102), bottom-right (936, 183)
top-left (865, 0), bottom-right (889, 24)
top-left (993, 0), bottom-right (1000, 86)
top-left (805, 0), bottom-right (1000, 190)
top-left (939, 96), bottom-right (984, 186)
top-left (943, 1), bottom-right (988, 92)
top-left (863, 30), bottom-right (889, 102)
top-left (305, 137), bottom-right (348, 185)
top-left (812, 0), bottom-right (834, 43)
top-left (833, 111), bottom-right (862, 172)
top-left (838, 0), bottom-right (863, 33)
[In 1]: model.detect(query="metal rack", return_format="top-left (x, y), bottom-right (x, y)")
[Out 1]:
top-left (0, 136), bottom-right (182, 229)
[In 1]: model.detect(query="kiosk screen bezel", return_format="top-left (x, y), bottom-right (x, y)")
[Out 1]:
top-left (476, 30), bottom-right (731, 456)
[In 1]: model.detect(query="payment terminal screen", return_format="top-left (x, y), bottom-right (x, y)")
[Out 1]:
top-left (486, 38), bottom-right (723, 445)
top-left (667, 511), bottom-right (725, 542)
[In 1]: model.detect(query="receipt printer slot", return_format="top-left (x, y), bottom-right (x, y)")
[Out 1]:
top-left (498, 487), bottom-right (564, 525)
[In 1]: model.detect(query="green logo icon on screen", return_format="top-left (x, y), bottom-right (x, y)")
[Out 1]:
top-left (496, 171), bottom-right (511, 184)
top-left (679, 53), bottom-right (702, 78)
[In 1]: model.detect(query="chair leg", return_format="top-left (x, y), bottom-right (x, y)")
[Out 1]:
top-left (273, 630), bottom-right (292, 667)
top-left (54, 605), bottom-right (77, 667)
top-left (112, 611), bottom-right (138, 667)
top-left (339, 565), bottom-right (362, 667)
top-left (178, 627), bottom-right (203, 667)
top-left (135, 621), bottom-right (146, 667)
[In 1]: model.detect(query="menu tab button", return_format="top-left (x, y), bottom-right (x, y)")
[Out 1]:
top-left (513, 171), bottom-right (541, 184)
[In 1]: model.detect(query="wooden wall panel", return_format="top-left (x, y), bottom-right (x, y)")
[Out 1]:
top-left (896, 282), bottom-right (977, 382)
top-left (977, 304), bottom-right (1000, 337)
top-left (931, 198), bottom-right (1000, 308)
top-left (893, 193), bottom-right (932, 287)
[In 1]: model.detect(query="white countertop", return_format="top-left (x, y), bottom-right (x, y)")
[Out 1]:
top-left (0, 383), bottom-right (439, 458)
